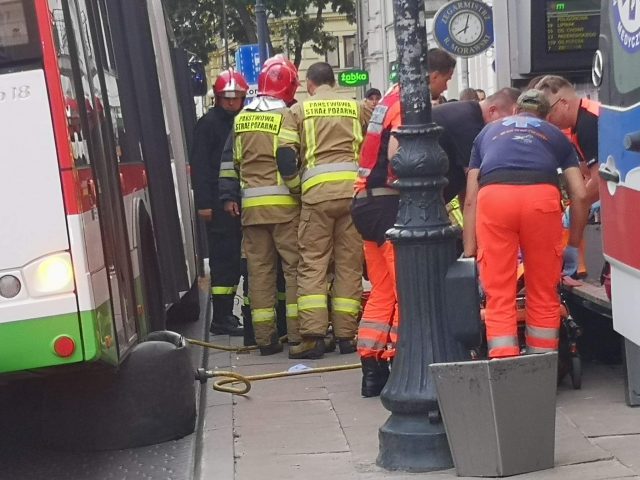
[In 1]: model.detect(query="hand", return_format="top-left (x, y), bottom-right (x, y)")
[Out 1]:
top-left (224, 201), bottom-right (240, 217)
top-left (198, 209), bottom-right (213, 222)
top-left (563, 245), bottom-right (579, 277)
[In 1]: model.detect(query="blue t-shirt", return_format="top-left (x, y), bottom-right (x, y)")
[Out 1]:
top-left (469, 114), bottom-right (579, 179)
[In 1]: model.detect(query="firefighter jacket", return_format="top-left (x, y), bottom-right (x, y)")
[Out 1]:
top-left (279, 84), bottom-right (371, 205)
top-left (190, 105), bottom-right (236, 210)
top-left (219, 96), bottom-right (300, 226)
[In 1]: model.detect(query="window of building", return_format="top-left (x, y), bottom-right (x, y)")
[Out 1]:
top-left (325, 36), bottom-right (340, 68)
top-left (344, 35), bottom-right (356, 68)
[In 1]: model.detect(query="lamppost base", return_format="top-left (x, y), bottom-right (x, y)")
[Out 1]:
top-left (377, 413), bottom-right (453, 472)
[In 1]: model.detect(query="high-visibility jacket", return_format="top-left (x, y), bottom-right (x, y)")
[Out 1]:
top-left (219, 97), bottom-right (300, 226)
top-left (279, 84), bottom-right (371, 204)
top-left (354, 84), bottom-right (401, 195)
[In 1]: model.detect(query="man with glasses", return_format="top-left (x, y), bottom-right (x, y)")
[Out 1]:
top-left (536, 76), bottom-right (600, 278)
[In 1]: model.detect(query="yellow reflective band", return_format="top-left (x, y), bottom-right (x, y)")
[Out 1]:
top-left (304, 117), bottom-right (317, 168)
top-left (278, 127), bottom-right (300, 144)
top-left (277, 292), bottom-right (287, 301)
top-left (298, 294), bottom-right (327, 311)
top-left (235, 112), bottom-right (283, 134)
top-left (332, 297), bottom-right (361, 314)
top-left (241, 195), bottom-right (299, 208)
top-left (234, 134), bottom-right (243, 163)
top-left (243, 296), bottom-right (250, 306)
top-left (302, 171), bottom-right (358, 193)
top-left (212, 286), bottom-right (236, 295)
top-left (220, 170), bottom-right (239, 179)
top-left (352, 118), bottom-right (364, 158)
top-left (285, 176), bottom-right (301, 190)
top-left (252, 308), bottom-right (276, 323)
top-left (303, 100), bottom-right (359, 118)
top-left (286, 303), bottom-right (298, 318)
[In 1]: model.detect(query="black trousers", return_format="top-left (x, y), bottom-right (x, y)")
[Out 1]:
top-left (207, 206), bottom-right (242, 320)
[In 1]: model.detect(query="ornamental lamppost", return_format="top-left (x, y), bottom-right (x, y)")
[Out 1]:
top-left (255, 0), bottom-right (269, 64)
top-left (376, 0), bottom-right (468, 472)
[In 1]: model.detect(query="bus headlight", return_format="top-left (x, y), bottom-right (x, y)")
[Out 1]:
top-left (23, 253), bottom-right (75, 297)
top-left (0, 275), bottom-right (21, 298)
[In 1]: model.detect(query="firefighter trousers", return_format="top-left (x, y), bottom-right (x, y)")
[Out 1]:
top-left (476, 184), bottom-right (563, 358)
top-left (207, 206), bottom-right (242, 321)
top-left (297, 198), bottom-right (363, 339)
top-left (243, 217), bottom-right (301, 346)
top-left (357, 240), bottom-right (398, 359)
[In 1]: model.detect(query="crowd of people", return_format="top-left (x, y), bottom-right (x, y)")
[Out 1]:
top-left (190, 48), bottom-right (595, 397)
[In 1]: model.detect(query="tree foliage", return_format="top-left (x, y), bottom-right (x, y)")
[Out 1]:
top-left (165, 0), bottom-right (355, 67)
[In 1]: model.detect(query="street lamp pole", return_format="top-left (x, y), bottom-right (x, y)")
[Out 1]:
top-left (376, 0), bottom-right (467, 472)
top-left (255, 0), bottom-right (269, 65)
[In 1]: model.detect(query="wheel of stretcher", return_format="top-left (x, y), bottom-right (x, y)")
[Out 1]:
top-left (570, 355), bottom-right (582, 390)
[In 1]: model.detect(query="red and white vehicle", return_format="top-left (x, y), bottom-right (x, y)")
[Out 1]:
top-left (0, 0), bottom-right (199, 375)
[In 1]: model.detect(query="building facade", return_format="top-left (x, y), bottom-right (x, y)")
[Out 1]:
top-left (357, 0), bottom-right (498, 98)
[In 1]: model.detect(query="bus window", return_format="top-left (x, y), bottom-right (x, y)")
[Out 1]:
top-left (50, 3), bottom-right (92, 166)
top-left (90, 0), bottom-right (132, 164)
top-left (0, 0), bottom-right (40, 66)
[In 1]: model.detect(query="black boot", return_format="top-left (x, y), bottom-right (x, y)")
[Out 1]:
top-left (241, 305), bottom-right (256, 346)
top-left (338, 338), bottom-right (357, 355)
top-left (324, 332), bottom-right (336, 353)
top-left (259, 333), bottom-right (283, 356)
top-left (361, 357), bottom-right (390, 397)
top-left (210, 314), bottom-right (244, 336)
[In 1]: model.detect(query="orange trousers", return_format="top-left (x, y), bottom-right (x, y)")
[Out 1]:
top-left (357, 240), bottom-right (398, 359)
top-left (476, 184), bottom-right (563, 358)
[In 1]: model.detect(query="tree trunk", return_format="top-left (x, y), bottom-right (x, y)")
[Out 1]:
top-left (230, 0), bottom-right (258, 43)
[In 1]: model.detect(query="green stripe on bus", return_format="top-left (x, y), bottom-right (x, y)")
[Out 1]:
top-left (0, 312), bottom-right (84, 374)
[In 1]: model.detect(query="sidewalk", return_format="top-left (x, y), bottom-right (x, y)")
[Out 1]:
top-left (198, 337), bottom-right (640, 480)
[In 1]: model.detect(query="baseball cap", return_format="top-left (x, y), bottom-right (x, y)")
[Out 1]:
top-left (517, 89), bottom-right (551, 117)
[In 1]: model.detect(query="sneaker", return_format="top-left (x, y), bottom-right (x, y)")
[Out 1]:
top-left (210, 314), bottom-right (244, 336)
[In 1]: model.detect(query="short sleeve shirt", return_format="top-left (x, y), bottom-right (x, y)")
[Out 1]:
top-left (469, 114), bottom-right (579, 176)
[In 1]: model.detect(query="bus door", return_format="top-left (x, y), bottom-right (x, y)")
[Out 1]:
top-left (54, 0), bottom-right (138, 353)
top-left (596, 0), bottom-right (640, 345)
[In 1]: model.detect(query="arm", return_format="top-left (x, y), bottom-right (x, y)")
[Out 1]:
top-left (219, 131), bottom-right (241, 217)
top-left (563, 166), bottom-right (589, 248)
top-left (189, 116), bottom-right (216, 221)
top-left (462, 168), bottom-right (480, 257)
top-left (277, 108), bottom-right (302, 192)
top-left (584, 162), bottom-right (600, 205)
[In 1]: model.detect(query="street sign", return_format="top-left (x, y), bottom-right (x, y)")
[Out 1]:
top-left (338, 69), bottom-right (370, 87)
top-left (235, 44), bottom-right (263, 98)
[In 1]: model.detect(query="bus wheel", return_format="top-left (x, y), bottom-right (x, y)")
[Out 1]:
top-left (138, 206), bottom-right (166, 333)
top-left (41, 331), bottom-right (195, 451)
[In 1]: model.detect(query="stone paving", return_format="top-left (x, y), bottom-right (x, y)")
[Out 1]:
top-left (199, 335), bottom-right (640, 480)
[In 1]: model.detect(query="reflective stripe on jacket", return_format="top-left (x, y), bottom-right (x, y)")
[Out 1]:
top-left (279, 85), bottom-right (371, 204)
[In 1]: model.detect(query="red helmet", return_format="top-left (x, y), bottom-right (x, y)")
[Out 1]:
top-left (258, 55), bottom-right (299, 105)
top-left (214, 68), bottom-right (249, 98)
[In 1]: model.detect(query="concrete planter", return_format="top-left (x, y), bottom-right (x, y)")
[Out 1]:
top-left (430, 352), bottom-right (557, 477)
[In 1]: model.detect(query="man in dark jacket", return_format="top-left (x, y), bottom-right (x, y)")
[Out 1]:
top-left (190, 69), bottom-right (248, 336)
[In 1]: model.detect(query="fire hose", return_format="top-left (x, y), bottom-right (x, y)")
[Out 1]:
top-left (188, 338), bottom-right (361, 395)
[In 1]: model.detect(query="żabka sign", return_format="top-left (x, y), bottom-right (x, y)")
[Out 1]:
top-left (338, 70), bottom-right (369, 87)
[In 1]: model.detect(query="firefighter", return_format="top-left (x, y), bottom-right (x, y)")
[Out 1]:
top-left (535, 75), bottom-right (600, 277)
top-left (351, 49), bottom-right (460, 397)
top-left (218, 55), bottom-right (301, 355)
top-left (463, 90), bottom-right (589, 358)
top-left (277, 62), bottom-right (371, 359)
top-left (190, 69), bottom-right (248, 336)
